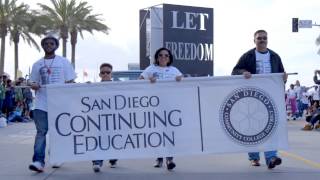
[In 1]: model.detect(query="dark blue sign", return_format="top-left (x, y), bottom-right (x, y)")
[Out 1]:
top-left (163, 4), bottom-right (213, 76)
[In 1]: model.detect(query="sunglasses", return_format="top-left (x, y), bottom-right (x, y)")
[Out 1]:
top-left (100, 71), bottom-right (111, 75)
top-left (256, 36), bottom-right (267, 40)
top-left (158, 53), bottom-right (169, 57)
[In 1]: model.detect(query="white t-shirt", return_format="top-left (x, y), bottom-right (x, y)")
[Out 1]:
top-left (287, 89), bottom-right (296, 99)
top-left (255, 50), bottom-right (271, 74)
top-left (294, 86), bottom-right (302, 100)
top-left (301, 92), bottom-right (309, 105)
top-left (311, 88), bottom-right (320, 101)
top-left (30, 55), bottom-right (77, 111)
top-left (140, 64), bottom-right (182, 80)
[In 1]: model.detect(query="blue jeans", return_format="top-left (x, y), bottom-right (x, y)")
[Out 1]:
top-left (309, 113), bottom-right (320, 126)
top-left (248, 151), bottom-right (277, 165)
top-left (92, 159), bottom-right (117, 166)
top-left (297, 100), bottom-right (304, 117)
top-left (32, 109), bottom-right (48, 166)
top-left (157, 157), bottom-right (173, 162)
top-left (0, 99), bottom-right (3, 114)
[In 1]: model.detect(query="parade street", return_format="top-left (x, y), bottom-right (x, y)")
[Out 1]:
top-left (0, 120), bottom-right (319, 180)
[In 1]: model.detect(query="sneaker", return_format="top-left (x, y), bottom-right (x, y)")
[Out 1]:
top-left (302, 124), bottom-right (313, 131)
top-left (268, 157), bottom-right (282, 169)
top-left (51, 162), bottom-right (62, 168)
top-left (166, 160), bottom-right (176, 170)
top-left (109, 160), bottom-right (117, 168)
top-left (92, 164), bottom-right (101, 173)
top-left (250, 159), bottom-right (261, 166)
top-left (154, 159), bottom-right (163, 168)
top-left (315, 124), bottom-right (320, 129)
top-left (29, 161), bottom-right (44, 173)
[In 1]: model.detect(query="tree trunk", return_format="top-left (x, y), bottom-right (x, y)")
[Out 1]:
top-left (60, 25), bottom-right (68, 57)
top-left (0, 36), bottom-right (5, 75)
top-left (70, 30), bottom-right (77, 69)
top-left (0, 25), bottom-right (7, 75)
top-left (14, 32), bottom-right (20, 80)
top-left (62, 37), bottom-right (67, 57)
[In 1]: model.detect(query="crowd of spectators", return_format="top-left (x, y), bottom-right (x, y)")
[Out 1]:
top-left (0, 74), bottom-right (33, 127)
top-left (285, 77), bottom-right (320, 131)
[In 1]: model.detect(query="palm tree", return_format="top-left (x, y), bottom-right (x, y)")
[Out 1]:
top-left (37, 0), bottom-right (109, 68)
top-left (9, 8), bottom-right (41, 80)
top-left (69, 7), bottom-right (109, 68)
top-left (0, 0), bottom-right (35, 76)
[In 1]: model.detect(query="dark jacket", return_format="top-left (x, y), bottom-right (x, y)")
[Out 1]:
top-left (314, 75), bottom-right (320, 85)
top-left (232, 48), bottom-right (285, 75)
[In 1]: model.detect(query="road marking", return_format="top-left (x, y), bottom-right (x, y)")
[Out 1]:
top-left (280, 151), bottom-right (320, 169)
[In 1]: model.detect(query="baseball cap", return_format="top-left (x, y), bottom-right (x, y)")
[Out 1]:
top-left (41, 35), bottom-right (59, 48)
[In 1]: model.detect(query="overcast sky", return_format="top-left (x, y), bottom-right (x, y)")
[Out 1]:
top-left (4, 0), bottom-right (320, 87)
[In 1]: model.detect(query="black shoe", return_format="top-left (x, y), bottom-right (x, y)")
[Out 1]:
top-left (154, 159), bottom-right (163, 168)
top-left (268, 157), bottom-right (282, 169)
top-left (166, 160), bottom-right (176, 170)
top-left (109, 160), bottom-right (117, 168)
top-left (92, 161), bottom-right (103, 173)
top-left (51, 162), bottom-right (62, 168)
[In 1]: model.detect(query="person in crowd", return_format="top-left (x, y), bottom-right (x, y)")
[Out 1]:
top-left (139, 47), bottom-right (182, 171)
top-left (285, 93), bottom-right (292, 120)
top-left (3, 79), bottom-right (15, 118)
top-left (313, 70), bottom-right (320, 85)
top-left (2, 74), bottom-right (8, 86)
top-left (91, 63), bottom-right (118, 173)
top-left (14, 80), bottom-right (24, 112)
top-left (232, 30), bottom-right (287, 169)
top-left (302, 101), bottom-right (320, 130)
top-left (28, 35), bottom-right (76, 173)
top-left (294, 80), bottom-right (304, 119)
top-left (0, 76), bottom-right (5, 116)
top-left (21, 79), bottom-right (33, 120)
top-left (310, 85), bottom-right (320, 106)
top-left (312, 70), bottom-right (320, 105)
top-left (300, 86), bottom-right (310, 117)
top-left (287, 84), bottom-right (298, 120)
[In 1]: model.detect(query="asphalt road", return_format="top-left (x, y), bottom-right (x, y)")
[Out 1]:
top-left (0, 120), bottom-right (319, 180)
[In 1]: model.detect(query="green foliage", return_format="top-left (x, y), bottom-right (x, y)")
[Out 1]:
top-left (0, 0), bottom-right (41, 76)
top-left (0, 0), bottom-right (110, 75)
top-left (37, 0), bottom-right (110, 66)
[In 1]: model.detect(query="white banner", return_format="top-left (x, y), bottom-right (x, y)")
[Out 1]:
top-left (47, 74), bottom-right (288, 163)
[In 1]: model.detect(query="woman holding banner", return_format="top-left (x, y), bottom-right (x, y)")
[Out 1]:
top-left (139, 47), bottom-right (182, 171)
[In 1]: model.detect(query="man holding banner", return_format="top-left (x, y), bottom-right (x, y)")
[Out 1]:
top-left (28, 35), bottom-right (77, 173)
top-left (232, 29), bottom-right (287, 169)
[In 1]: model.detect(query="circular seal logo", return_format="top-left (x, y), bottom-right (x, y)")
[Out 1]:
top-left (219, 87), bottom-right (278, 145)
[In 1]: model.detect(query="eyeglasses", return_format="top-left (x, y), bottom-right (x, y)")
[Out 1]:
top-left (100, 71), bottom-right (111, 75)
top-left (256, 36), bottom-right (267, 40)
top-left (43, 40), bottom-right (56, 46)
top-left (158, 54), bottom-right (169, 57)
